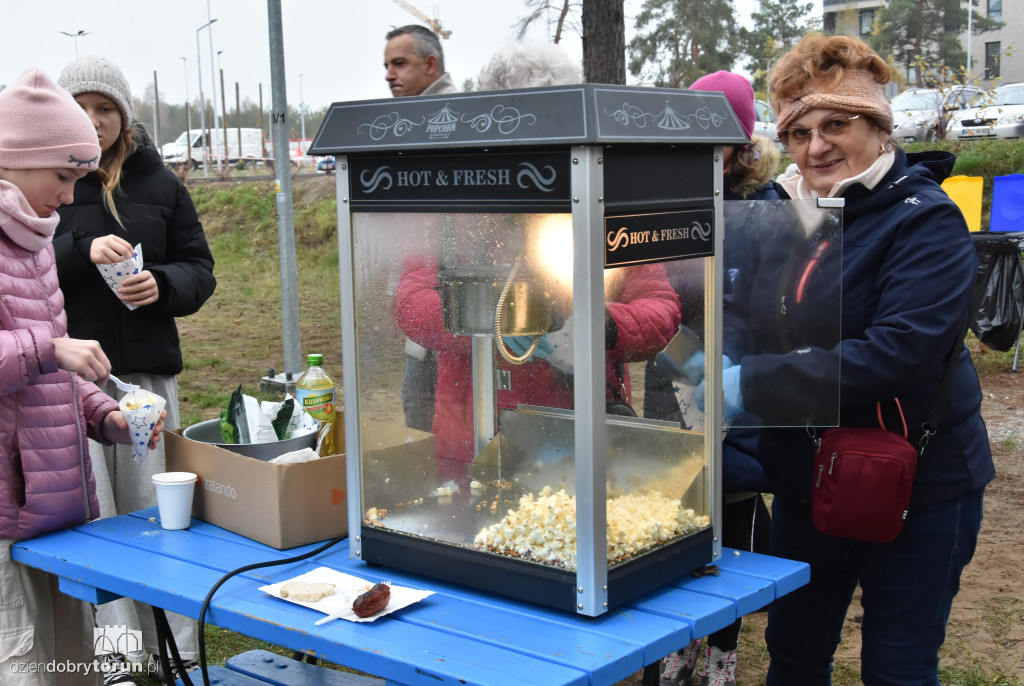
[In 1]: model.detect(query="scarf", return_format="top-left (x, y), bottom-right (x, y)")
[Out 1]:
top-left (0, 179), bottom-right (59, 251)
top-left (777, 150), bottom-right (896, 201)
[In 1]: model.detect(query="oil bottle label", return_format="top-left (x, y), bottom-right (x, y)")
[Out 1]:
top-left (296, 389), bottom-right (334, 419)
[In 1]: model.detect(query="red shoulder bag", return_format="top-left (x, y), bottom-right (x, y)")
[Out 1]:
top-left (812, 400), bottom-right (919, 543)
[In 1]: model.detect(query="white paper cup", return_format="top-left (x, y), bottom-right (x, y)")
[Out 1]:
top-left (152, 472), bottom-right (198, 530)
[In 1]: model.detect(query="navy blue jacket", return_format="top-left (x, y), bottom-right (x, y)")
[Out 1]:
top-left (731, 150), bottom-right (993, 509)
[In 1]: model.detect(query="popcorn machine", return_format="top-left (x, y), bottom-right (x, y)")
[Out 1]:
top-left (310, 84), bottom-right (749, 616)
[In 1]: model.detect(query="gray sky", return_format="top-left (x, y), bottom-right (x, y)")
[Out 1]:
top-left (3, 1), bottom-right (820, 114)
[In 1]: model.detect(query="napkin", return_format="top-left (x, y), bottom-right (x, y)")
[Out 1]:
top-left (119, 388), bottom-right (166, 464)
top-left (260, 567), bottom-right (433, 623)
top-left (96, 243), bottom-right (144, 311)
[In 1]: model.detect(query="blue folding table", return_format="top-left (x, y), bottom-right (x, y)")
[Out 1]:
top-left (12, 508), bottom-right (807, 685)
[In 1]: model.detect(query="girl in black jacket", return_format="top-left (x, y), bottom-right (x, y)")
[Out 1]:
top-left (54, 55), bottom-right (215, 682)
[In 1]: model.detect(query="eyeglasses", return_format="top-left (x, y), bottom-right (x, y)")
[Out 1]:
top-left (777, 114), bottom-right (861, 150)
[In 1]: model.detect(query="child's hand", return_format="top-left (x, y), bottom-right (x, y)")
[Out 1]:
top-left (54, 338), bottom-right (111, 382)
top-left (90, 235), bottom-right (135, 265)
top-left (103, 410), bottom-right (168, 448)
top-left (118, 270), bottom-right (159, 307)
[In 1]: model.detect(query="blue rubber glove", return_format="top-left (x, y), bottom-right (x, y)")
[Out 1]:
top-left (694, 364), bottom-right (743, 419)
top-left (680, 353), bottom-right (732, 386)
top-left (682, 351), bottom-right (705, 385)
top-left (505, 335), bottom-right (553, 360)
top-left (721, 365), bottom-right (744, 419)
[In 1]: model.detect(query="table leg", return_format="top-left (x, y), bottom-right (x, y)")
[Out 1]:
top-left (642, 662), bottom-right (661, 685)
top-left (153, 606), bottom-right (195, 685)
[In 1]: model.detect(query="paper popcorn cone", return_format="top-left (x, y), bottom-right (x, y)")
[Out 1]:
top-left (96, 243), bottom-right (144, 311)
top-left (119, 388), bottom-right (166, 464)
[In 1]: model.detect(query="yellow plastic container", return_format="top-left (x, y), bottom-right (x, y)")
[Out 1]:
top-left (941, 175), bottom-right (983, 232)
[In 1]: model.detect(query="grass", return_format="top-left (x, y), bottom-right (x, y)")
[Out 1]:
top-left (167, 140), bottom-right (1023, 683)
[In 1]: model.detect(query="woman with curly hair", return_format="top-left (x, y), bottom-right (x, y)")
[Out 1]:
top-left (727, 34), bottom-right (991, 685)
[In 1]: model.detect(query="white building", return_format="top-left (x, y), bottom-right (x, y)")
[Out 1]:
top-left (821, 0), bottom-right (1022, 88)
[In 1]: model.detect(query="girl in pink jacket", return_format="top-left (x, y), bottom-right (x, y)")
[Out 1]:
top-left (0, 68), bottom-right (166, 686)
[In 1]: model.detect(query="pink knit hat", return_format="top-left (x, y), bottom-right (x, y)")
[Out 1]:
top-left (690, 71), bottom-right (755, 140)
top-left (0, 67), bottom-right (100, 171)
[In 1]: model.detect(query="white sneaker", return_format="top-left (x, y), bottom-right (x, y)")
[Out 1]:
top-left (660, 638), bottom-right (702, 685)
top-left (100, 654), bottom-right (138, 686)
top-left (698, 645), bottom-right (737, 686)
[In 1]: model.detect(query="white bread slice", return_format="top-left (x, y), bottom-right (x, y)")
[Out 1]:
top-left (280, 581), bottom-right (336, 602)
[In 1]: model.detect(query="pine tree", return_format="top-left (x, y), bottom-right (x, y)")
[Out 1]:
top-left (870, 0), bottom-right (1002, 86)
top-left (740, 0), bottom-right (817, 92)
top-left (627, 0), bottom-right (739, 88)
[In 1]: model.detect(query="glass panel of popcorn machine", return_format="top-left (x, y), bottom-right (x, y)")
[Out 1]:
top-left (353, 208), bottom-right (709, 569)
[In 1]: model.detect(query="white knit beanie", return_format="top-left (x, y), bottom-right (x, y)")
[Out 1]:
top-left (0, 67), bottom-right (100, 171)
top-left (58, 55), bottom-right (134, 130)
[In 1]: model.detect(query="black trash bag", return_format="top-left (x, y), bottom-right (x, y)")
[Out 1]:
top-left (971, 239), bottom-right (1024, 351)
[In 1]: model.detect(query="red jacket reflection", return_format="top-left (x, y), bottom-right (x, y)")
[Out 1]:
top-left (395, 257), bottom-right (680, 480)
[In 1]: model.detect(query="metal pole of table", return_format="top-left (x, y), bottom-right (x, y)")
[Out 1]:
top-left (1013, 249), bottom-right (1024, 373)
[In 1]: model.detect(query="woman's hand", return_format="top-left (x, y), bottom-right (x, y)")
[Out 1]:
top-left (54, 338), bottom-right (111, 382)
top-left (103, 409), bottom-right (168, 449)
top-left (90, 235), bottom-right (135, 264)
top-left (118, 270), bottom-right (160, 307)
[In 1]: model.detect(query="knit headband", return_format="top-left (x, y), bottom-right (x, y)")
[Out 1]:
top-left (776, 68), bottom-right (893, 135)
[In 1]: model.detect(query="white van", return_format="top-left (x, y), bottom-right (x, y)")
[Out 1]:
top-left (162, 127), bottom-right (265, 168)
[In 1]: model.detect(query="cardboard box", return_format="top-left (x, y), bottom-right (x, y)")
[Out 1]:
top-left (166, 415), bottom-right (437, 549)
top-left (166, 419), bottom-right (348, 549)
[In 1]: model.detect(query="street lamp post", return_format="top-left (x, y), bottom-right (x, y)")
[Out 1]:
top-left (259, 83), bottom-right (271, 157)
top-left (180, 57), bottom-right (191, 149)
top-left (299, 73), bottom-right (306, 166)
top-left (205, 0), bottom-right (222, 175)
top-left (218, 50), bottom-right (228, 163)
top-left (59, 30), bottom-right (90, 59)
top-left (196, 18), bottom-right (217, 178)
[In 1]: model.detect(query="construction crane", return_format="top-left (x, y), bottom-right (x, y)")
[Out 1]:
top-left (390, 0), bottom-right (452, 39)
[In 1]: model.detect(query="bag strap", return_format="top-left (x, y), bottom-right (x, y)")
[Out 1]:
top-left (874, 399), bottom-right (909, 438)
top-left (917, 313), bottom-right (971, 454)
top-left (876, 313), bottom-right (967, 454)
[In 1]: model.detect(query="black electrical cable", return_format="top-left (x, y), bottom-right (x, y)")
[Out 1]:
top-left (156, 534), bottom-right (346, 686)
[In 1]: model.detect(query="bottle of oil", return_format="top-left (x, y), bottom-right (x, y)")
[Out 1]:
top-left (295, 353), bottom-right (336, 456)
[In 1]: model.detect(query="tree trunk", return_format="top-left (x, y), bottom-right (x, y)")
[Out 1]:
top-left (583, 0), bottom-right (626, 84)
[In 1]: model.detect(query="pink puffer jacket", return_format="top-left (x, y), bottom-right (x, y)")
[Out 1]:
top-left (0, 231), bottom-right (116, 540)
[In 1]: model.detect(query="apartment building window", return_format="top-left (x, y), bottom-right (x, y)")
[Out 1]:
top-left (859, 9), bottom-right (875, 36)
top-left (824, 12), bottom-right (836, 33)
top-left (985, 42), bottom-right (1001, 79)
top-left (988, 0), bottom-right (1001, 22)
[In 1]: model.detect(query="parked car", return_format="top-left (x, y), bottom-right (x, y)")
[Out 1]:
top-left (162, 128), bottom-right (265, 169)
top-left (316, 156), bottom-right (336, 174)
top-left (754, 99), bottom-right (783, 149)
top-left (890, 85), bottom-right (984, 142)
top-left (947, 82), bottom-right (1024, 141)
